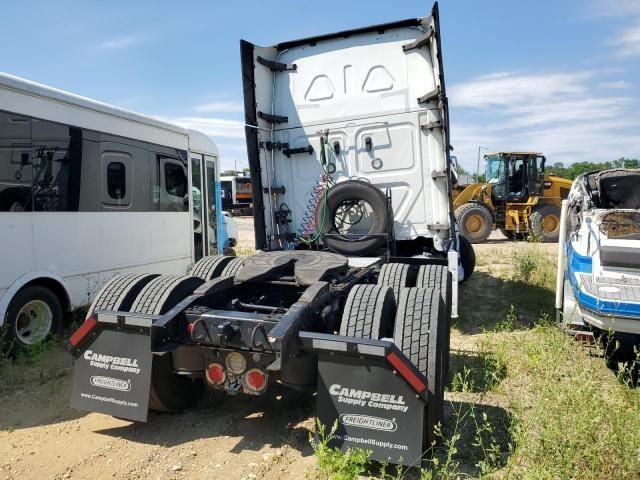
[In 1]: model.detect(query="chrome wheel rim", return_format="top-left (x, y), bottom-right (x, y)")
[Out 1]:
top-left (15, 300), bottom-right (53, 344)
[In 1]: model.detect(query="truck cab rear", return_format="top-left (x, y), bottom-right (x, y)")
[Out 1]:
top-left (70, 3), bottom-right (473, 466)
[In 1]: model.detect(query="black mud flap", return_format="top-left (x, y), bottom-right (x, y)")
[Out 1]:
top-left (69, 311), bottom-right (155, 422)
top-left (300, 332), bottom-right (428, 467)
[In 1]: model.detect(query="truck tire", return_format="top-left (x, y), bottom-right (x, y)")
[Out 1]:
top-left (455, 203), bottom-right (493, 244)
top-left (220, 257), bottom-right (245, 277)
top-left (5, 285), bottom-right (63, 352)
top-left (321, 180), bottom-right (389, 256)
top-left (394, 287), bottom-right (446, 449)
top-left (377, 263), bottom-right (410, 300)
top-left (458, 235), bottom-right (476, 282)
top-left (417, 265), bottom-right (452, 375)
top-left (340, 284), bottom-right (395, 339)
top-left (130, 275), bottom-right (205, 315)
top-left (127, 275), bottom-right (206, 413)
top-left (530, 205), bottom-right (561, 243)
top-left (191, 255), bottom-right (234, 281)
top-left (86, 273), bottom-right (159, 319)
top-left (148, 353), bottom-right (204, 412)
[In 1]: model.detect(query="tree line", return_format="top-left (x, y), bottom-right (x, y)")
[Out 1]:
top-left (545, 158), bottom-right (639, 180)
top-left (457, 157), bottom-right (639, 182)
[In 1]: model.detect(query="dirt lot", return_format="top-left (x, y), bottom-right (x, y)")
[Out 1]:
top-left (0, 224), bottom-right (560, 480)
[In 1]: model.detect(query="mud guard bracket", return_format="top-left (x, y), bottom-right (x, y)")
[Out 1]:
top-left (301, 332), bottom-right (427, 466)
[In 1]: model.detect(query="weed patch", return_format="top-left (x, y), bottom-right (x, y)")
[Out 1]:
top-left (495, 326), bottom-right (640, 478)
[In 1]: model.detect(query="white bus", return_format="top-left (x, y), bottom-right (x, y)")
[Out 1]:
top-left (0, 72), bottom-right (228, 350)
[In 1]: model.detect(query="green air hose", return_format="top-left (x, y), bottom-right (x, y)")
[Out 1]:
top-left (284, 135), bottom-right (335, 245)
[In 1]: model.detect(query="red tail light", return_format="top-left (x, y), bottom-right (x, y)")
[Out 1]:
top-left (69, 316), bottom-right (98, 347)
top-left (206, 363), bottom-right (226, 385)
top-left (245, 369), bottom-right (267, 392)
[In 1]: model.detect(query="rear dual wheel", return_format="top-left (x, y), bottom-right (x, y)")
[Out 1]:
top-left (340, 284), bottom-right (395, 339)
top-left (394, 287), bottom-right (447, 450)
top-left (341, 280), bottom-right (449, 450)
top-left (127, 275), bottom-right (206, 412)
top-left (89, 273), bottom-right (206, 413)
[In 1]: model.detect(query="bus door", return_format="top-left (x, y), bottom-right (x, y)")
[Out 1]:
top-left (190, 153), bottom-right (207, 262)
top-left (191, 153), bottom-right (225, 261)
top-left (205, 155), bottom-right (226, 255)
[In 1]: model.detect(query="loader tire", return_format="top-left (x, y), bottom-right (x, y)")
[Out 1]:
top-left (394, 287), bottom-right (446, 449)
top-left (340, 284), bottom-right (396, 339)
top-left (417, 265), bottom-right (452, 375)
top-left (130, 275), bottom-right (204, 315)
top-left (455, 203), bottom-right (493, 244)
top-left (148, 353), bottom-right (204, 413)
top-left (220, 257), bottom-right (245, 277)
top-left (458, 234), bottom-right (476, 282)
top-left (530, 205), bottom-right (561, 243)
top-left (86, 273), bottom-right (159, 319)
top-left (191, 255), bottom-right (234, 280)
top-left (321, 180), bottom-right (389, 256)
top-left (377, 263), bottom-right (411, 300)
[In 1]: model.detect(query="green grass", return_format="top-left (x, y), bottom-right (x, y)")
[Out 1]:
top-left (497, 325), bottom-right (640, 478)
top-left (0, 336), bottom-right (70, 392)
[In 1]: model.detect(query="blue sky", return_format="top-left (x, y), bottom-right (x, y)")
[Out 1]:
top-left (1, 0), bottom-right (639, 172)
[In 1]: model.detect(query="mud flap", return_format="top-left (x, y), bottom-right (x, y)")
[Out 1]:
top-left (300, 332), bottom-right (427, 466)
top-left (70, 312), bottom-right (154, 422)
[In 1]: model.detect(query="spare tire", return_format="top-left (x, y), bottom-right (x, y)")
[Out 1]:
top-left (319, 180), bottom-right (389, 256)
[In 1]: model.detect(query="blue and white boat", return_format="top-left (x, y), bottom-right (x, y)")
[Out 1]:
top-left (556, 169), bottom-right (640, 350)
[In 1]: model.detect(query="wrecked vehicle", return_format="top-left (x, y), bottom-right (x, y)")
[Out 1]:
top-left (556, 169), bottom-right (640, 362)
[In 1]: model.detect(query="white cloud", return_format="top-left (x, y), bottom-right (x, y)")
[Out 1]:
top-left (167, 116), bottom-right (245, 139)
top-left (99, 36), bottom-right (143, 50)
top-left (611, 23), bottom-right (640, 57)
top-left (597, 80), bottom-right (630, 89)
top-left (194, 100), bottom-right (244, 113)
top-left (449, 71), bottom-right (590, 108)
top-left (589, 0), bottom-right (640, 17)
top-left (449, 70), bottom-right (640, 170)
top-left (155, 116), bottom-right (248, 170)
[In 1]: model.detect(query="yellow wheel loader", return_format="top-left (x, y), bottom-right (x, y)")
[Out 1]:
top-left (452, 152), bottom-right (572, 243)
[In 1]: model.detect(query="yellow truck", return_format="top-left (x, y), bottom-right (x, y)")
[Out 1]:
top-left (453, 152), bottom-right (573, 243)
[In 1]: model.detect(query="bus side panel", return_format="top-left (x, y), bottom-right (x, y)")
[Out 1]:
top-left (30, 211), bottom-right (191, 308)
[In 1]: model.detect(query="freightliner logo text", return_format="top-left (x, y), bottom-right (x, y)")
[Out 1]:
top-left (329, 384), bottom-right (408, 413)
top-left (339, 414), bottom-right (398, 432)
top-left (84, 350), bottom-right (141, 374)
top-left (90, 376), bottom-right (132, 392)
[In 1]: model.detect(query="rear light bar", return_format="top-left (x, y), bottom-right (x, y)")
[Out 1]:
top-left (69, 316), bottom-right (98, 347)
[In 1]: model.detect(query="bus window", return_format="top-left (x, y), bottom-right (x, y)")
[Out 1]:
top-left (0, 112), bottom-right (32, 211)
top-left (107, 162), bottom-right (126, 199)
top-left (165, 163), bottom-right (187, 198)
top-left (157, 156), bottom-right (188, 212)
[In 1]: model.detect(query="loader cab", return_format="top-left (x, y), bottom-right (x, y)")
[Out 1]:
top-left (485, 152), bottom-right (545, 204)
